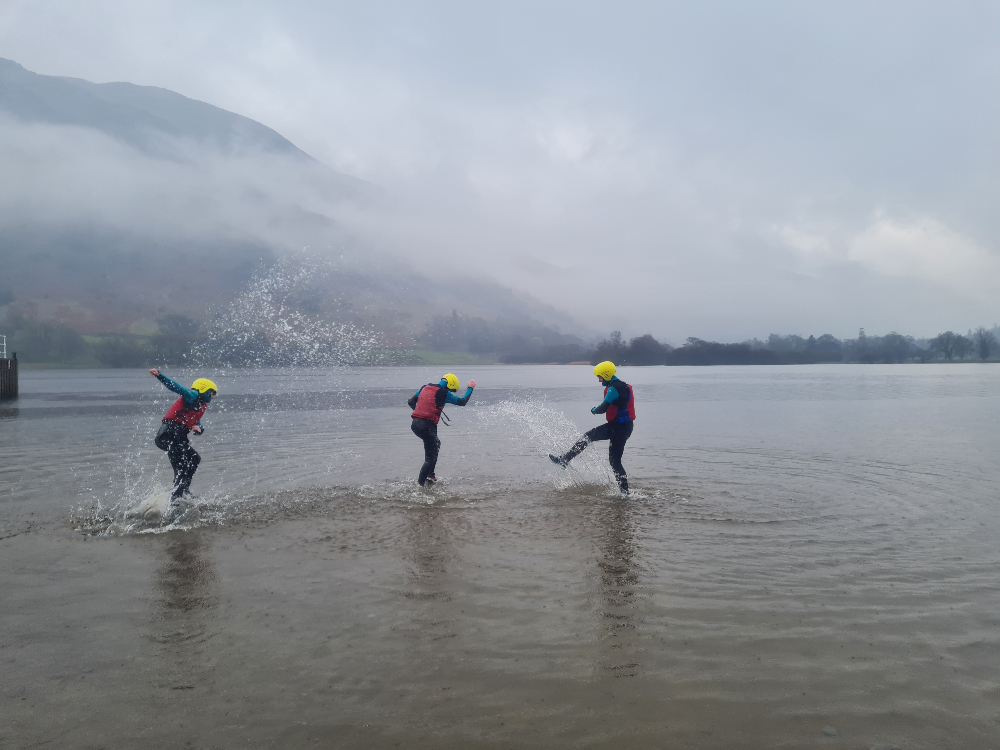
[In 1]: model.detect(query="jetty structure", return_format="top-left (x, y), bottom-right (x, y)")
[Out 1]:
top-left (0, 335), bottom-right (17, 399)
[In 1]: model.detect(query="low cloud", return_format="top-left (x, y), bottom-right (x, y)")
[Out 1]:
top-left (848, 217), bottom-right (998, 292)
top-left (3, 1), bottom-right (1000, 338)
top-left (777, 226), bottom-right (834, 259)
top-left (0, 115), bottom-right (360, 249)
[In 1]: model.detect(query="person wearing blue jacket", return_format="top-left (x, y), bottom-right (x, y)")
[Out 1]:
top-left (549, 361), bottom-right (635, 493)
top-left (149, 369), bottom-right (217, 519)
top-left (407, 373), bottom-right (476, 486)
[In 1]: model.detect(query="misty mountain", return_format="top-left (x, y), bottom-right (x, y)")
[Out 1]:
top-left (0, 57), bottom-right (308, 161)
top-left (0, 58), bottom-right (587, 344)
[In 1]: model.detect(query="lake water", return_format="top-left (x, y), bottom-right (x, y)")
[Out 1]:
top-left (1, 364), bottom-right (999, 748)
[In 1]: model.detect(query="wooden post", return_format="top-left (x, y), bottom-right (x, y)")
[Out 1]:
top-left (0, 354), bottom-right (17, 399)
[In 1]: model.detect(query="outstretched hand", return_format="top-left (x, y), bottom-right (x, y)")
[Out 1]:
top-left (591, 407), bottom-right (599, 414)
top-left (192, 426), bottom-right (204, 436)
top-left (468, 379), bottom-right (477, 389)
top-left (149, 368), bottom-right (160, 377)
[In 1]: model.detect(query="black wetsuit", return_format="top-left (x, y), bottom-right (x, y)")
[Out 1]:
top-left (408, 381), bottom-right (474, 486)
top-left (560, 421), bottom-right (633, 492)
top-left (410, 417), bottom-right (441, 486)
top-left (155, 421), bottom-right (201, 498)
top-left (556, 377), bottom-right (633, 492)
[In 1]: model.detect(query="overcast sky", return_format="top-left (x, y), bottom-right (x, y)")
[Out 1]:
top-left (2, 0), bottom-right (999, 341)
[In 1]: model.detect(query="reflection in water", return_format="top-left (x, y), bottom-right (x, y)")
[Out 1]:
top-left (152, 531), bottom-right (218, 690)
top-left (157, 531), bottom-right (217, 618)
top-left (595, 498), bottom-right (642, 677)
top-left (407, 506), bottom-right (454, 587)
top-left (401, 504), bottom-right (460, 650)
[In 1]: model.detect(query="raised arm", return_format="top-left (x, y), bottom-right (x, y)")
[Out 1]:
top-left (446, 379), bottom-right (476, 406)
top-left (150, 368), bottom-right (199, 404)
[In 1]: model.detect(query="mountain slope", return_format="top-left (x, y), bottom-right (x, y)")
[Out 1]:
top-left (0, 58), bottom-right (589, 347)
top-left (0, 57), bottom-right (305, 160)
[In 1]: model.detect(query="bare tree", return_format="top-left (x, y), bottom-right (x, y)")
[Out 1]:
top-left (972, 326), bottom-right (996, 360)
top-left (881, 332), bottom-right (913, 363)
top-left (930, 331), bottom-right (968, 361)
top-left (626, 334), bottom-right (672, 365)
top-left (592, 331), bottom-right (629, 365)
top-left (954, 334), bottom-right (972, 360)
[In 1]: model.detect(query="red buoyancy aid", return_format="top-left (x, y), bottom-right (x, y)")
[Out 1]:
top-left (163, 397), bottom-right (207, 431)
top-left (411, 384), bottom-right (445, 423)
top-left (605, 381), bottom-right (636, 423)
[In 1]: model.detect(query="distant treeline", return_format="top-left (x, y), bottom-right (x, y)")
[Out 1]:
top-left (3, 296), bottom-right (999, 367)
top-left (1, 310), bottom-right (203, 367)
top-left (590, 333), bottom-right (842, 366)
top-left (1, 310), bottom-right (399, 367)
top-left (587, 328), bottom-right (998, 366)
top-left (421, 314), bottom-right (1000, 366)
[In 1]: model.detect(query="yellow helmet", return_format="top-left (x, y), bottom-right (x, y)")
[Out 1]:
top-left (443, 373), bottom-right (460, 391)
top-left (191, 378), bottom-right (218, 396)
top-left (593, 361), bottom-right (617, 382)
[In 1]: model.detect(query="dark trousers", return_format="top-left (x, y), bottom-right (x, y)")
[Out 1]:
top-left (560, 420), bottom-right (633, 492)
top-left (155, 422), bottom-right (201, 498)
top-left (410, 417), bottom-right (441, 486)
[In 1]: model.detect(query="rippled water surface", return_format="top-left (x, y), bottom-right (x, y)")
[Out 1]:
top-left (2, 364), bottom-right (999, 748)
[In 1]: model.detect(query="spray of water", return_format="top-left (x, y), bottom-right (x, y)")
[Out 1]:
top-left (74, 474), bottom-right (524, 536)
top-left (474, 397), bottom-right (620, 492)
top-left (75, 253), bottom-right (399, 535)
top-left (73, 252), bottom-right (634, 536)
top-left (194, 253), bottom-right (389, 367)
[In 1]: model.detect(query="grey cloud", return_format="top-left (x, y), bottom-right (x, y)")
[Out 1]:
top-left (2, 1), bottom-right (999, 339)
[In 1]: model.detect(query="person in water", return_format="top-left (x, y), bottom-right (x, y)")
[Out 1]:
top-left (149, 369), bottom-right (218, 515)
top-left (408, 373), bottom-right (476, 486)
top-left (549, 361), bottom-right (635, 493)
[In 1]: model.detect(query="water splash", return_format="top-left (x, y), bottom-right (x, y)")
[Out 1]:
top-left (474, 397), bottom-right (621, 491)
top-left (72, 478), bottom-right (518, 536)
top-left (75, 253), bottom-right (398, 532)
top-left (194, 254), bottom-right (389, 367)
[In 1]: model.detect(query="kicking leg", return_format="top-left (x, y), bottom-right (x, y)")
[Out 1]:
top-left (551, 423), bottom-right (612, 467)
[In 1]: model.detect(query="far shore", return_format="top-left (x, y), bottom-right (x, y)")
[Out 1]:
top-left (13, 359), bottom-right (1000, 371)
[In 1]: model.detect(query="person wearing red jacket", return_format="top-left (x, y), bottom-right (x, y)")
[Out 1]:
top-left (407, 373), bottom-right (476, 486)
top-left (149, 369), bottom-right (217, 518)
top-left (549, 361), bottom-right (634, 493)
